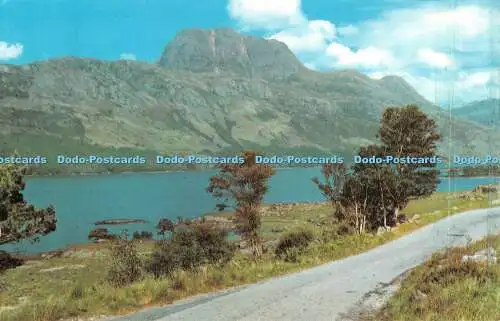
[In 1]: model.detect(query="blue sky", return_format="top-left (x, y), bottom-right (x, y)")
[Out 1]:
top-left (0, 0), bottom-right (499, 105)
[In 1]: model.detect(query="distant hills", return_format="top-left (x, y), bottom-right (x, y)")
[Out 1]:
top-left (1, 28), bottom-right (499, 174)
top-left (453, 99), bottom-right (500, 127)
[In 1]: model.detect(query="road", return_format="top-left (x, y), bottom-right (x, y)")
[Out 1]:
top-left (110, 207), bottom-right (500, 321)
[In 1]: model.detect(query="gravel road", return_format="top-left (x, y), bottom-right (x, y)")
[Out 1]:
top-left (109, 207), bottom-right (500, 321)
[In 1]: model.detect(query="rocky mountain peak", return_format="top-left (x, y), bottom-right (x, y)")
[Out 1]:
top-left (158, 28), bottom-right (305, 79)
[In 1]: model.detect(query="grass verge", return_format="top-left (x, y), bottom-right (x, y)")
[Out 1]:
top-left (358, 234), bottom-right (500, 321)
top-left (0, 191), bottom-right (496, 321)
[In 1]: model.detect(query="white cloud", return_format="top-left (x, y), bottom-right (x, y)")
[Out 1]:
top-left (457, 71), bottom-right (490, 88)
top-left (417, 48), bottom-right (454, 69)
top-left (338, 4), bottom-right (500, 103)
top-left (0, 41), bottom-right (23, 61)
top-left (368, 69), bottom-right (498, 105)
top-left (226, 1), bottom-right (500, 104)
top-left (336, 25), bottom-right (359, 36)
top-left (326, 43), bottom-right (396, 69)
top-left (355, 6), bottom-right (492, 50)
top-left (268, 20), bottom-right (335, 52)
top-left (228, 0), bottom-right (305, 30)
top-left (119, 53), bottom-right (136, 60)
top-left (304, 62), bottom-right (318, 70)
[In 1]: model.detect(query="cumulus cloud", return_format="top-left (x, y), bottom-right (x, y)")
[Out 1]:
top-left (268, 20), bottom-right (335, 53)
top-left (228, 0), bottom-right (334, 53)
top-left (0, 41), bottom-right (23, 61)
top-left (119, 53), bottom-right (137, 60)
top-left (353, 5), bottom-right (494, 53)
top-left (352, 4), bottom-right (500, 103)
top-left (417, 48), bottom-right (454, 69)
top-left (227, 0), bottom-right (305, 30)
top-left (326, 43), bottom-right (396, 69)
top-left (227, 0), bottom-right (500, 104)
top-left (322, 4), bottom-right (499, 103)
top-left (336, 25), bottom-right (359, 37)
top-left (368, 69), bottom-right (498, 104)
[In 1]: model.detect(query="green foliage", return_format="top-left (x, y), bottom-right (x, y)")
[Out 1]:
top-left (146, 223), bottom-right (236, 278)
top-left (317, 105), bottom-right (442, 234)
top-left (0, 164), bottom-right (57, 245)
top-left (132, 230), bottom-right (153, 240)
top-left (275, 229), bottom-right (315, 262)
top-left (207, 151), bottom-right (275, 258)
top-left (156, 218), bottom-right (175, 236)
top-left (106, 231), bottom-right (143, 287)
top-left (0, 250), bottom-right (24, 272)
top-left (88, 228), bottom-right (117, 242)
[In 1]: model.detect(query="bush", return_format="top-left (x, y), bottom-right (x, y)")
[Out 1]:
top-left (0, 250), bottom-right (23, 272)
top-left (146, 223), bottom-right (236, 278)
top-left (275, 229), bottom-right (314, 262)
top-left (88, 228), bottom-right (117, 242)
top-left (107, 232), bottom-right (143, 287)
top-left (416, 261), bottom-right (497, 294)
top-left (132, 230), bottom-right (153, 240)
top-left (157, 218), bottom-right (175, 235)
top-left (320, 222), bottom-right (356, 243)
top-left (336, 222), bottom-right (356, 236)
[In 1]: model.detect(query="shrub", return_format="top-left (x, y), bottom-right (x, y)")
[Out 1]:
top-left (416, 261), bottom-right (497, 294)
top-left (0, 250), bottom-right (24, 272)
top-left (336, 222), bottom-right (356, 236)
top-left (146, 223), bottom-right (236, 278)
top-left (132, 230), bottom-right (153, 240)
top-left (107, 232), bottom-right (143, 287)
top-left (320, 222), bottom-right (355, 243)
top-left (88, 228), bottom-right (117, 242)
top-left (275, 229), bottom-right (315, 262)
top-left (157, 218), bottom-right (175, 235)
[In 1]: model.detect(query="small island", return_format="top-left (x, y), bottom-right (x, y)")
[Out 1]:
top-left (94, 219), bottom-right (148, 225)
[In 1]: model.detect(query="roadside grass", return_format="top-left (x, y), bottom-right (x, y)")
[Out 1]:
top-left (360, 234), bottom-right (500, 321)
top-left (0, 191), bottom-right (496, 321)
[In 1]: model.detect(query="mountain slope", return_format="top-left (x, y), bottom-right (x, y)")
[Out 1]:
top-left (0, 28), bottom-right (498, 172)
top-left (453, 98), bottom-right (500, 126)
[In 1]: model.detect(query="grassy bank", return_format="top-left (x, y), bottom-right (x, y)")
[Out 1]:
top-left (0, 191), bottom-right (496, 321)
top-left (358, 234), bottom-right (500, 321)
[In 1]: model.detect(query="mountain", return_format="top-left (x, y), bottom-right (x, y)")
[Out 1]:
top-left (0, 28), bottom-right (499, 174)
top-left (158, 28), bottom-right (306, 80)
top-left (453, 99), bottom-right (500, 126)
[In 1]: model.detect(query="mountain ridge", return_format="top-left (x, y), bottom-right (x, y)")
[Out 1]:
top-left (453, 98), bottom-right (500, 126)
top-left (0, 27), bottom-right (498, 174)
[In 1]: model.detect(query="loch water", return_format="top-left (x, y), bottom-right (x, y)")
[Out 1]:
top-left (2, 169), bottom-right (499, 254)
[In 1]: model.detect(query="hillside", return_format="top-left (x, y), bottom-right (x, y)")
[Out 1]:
top-left (453, 98), bottom-right (500, 126)
top-left (0, 28), bottom-right (498, 174)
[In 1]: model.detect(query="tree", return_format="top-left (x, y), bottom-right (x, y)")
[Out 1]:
top-left (207, 151), bottom-right (275, 258)
top-left (156, 218), bottom-right (175, 238)
top-left (312, 163), bottom-right (347, 207)
top-left (0, 164), bottom-right (56, 245)
top-left (376, 105), bottom-right (441, 225)
top-left (320, 105), bottom-right (442, 233)
top-left (349, 145), bottom-right (399, 229)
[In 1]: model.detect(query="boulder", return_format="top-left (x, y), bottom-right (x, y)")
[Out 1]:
top-left (461, 247), bottom-right (497, 264)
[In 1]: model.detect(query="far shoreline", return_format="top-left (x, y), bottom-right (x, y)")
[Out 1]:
top-left (24, 167), bottom-right (500, 179)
